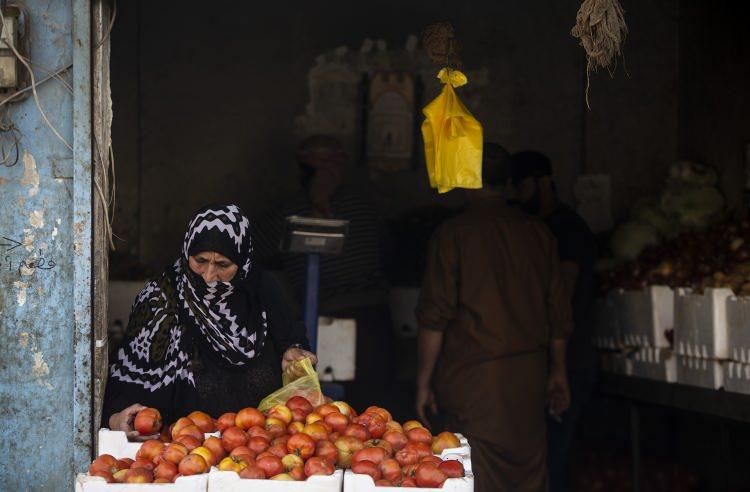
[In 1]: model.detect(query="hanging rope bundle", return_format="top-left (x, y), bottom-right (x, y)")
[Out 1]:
top-left (422, 21), bottom-right (461, 67)
top-left (571, 0), bottom-right (628, 107)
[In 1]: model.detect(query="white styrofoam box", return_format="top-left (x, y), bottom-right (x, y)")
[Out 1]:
top-left (592, 293), bottom-right (622, 350)
top-left (316, 317), bottom-right (356, 382)
top-left (618, 286), bottom-right (673, 348)
top-left (344, 445), bottom-right (473, 491)
top-left (674, 288), bottom-right (733, 359)
top-left (676, 355), bottom-right (724, 389)
top-left (208, 469), bottom-right (343, 492)
top-left (724, 361), bottom-right (750, 395)
top-left (599, 351), bottom-right (634, 376)
top-left (632, 347), bottom-right (676, 382)
top-left (97, 429), bottom-right (219, 460)
top-left (388, 287), bottom-right (420, 338)
top-left (76, 473), bottom-right (208, 492)
top-left (109, 280), bottom-right (148, 332)
top-left (727, 296), bottom-right (750, 363)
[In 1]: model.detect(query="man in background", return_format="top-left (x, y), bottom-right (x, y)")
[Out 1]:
top-left (416, 143), bottom-right (573, 491)
top-left (254, 135), bottom-right (394, 411)
top-left (511, 150), bottom-right (597, 492)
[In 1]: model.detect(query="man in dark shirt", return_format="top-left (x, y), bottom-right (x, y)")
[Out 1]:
top-left (416, 144), bottom-right (573, 491)
top-left (510, 150), bottom-right (597, 492)
top-left (254, 135), bottom-right (393, 410)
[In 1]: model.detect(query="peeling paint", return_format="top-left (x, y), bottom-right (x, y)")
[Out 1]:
top-left (13, 281), bottom-right (28, 306)
top-left (20, 262), bottom-right (35, 276)
top-left (19, 332), bottom-right (29, 348)
top-left (29, 210), bottom-right (44, 229)
top-left (20, 152), bottom-right (40, 197)
top-left (32, 352), bottom-right (53, 390)
top-left (51, 227), bottom-right (58, 238)
top-left (22, 229), bottom-right (35, 252)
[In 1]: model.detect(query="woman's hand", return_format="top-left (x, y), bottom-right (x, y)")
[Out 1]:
top-left (281, 347), bottom-right (318, 372)
top-left (109, 403), bottom-right (160, 442)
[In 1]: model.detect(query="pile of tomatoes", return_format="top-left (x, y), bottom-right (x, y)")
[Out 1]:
top-left (88, 396), bottom-right (466, 488)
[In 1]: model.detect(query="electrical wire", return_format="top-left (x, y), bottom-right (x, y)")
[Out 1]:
top-left (94, 0), bottom-right (116, 51)
top-left (92, 0), bottom-right (118, 249)
top-left (0, 63), bottom-right (72, 106)
top-left (0, 2), bottom-right (118, 249)
top-left (0, 7), bottom-right (72, 151)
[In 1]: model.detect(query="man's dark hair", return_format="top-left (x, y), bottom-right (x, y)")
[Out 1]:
top-left (510, 151), bottom-right (552, 184)
top-left (482, 142), bottom-right (511, 187)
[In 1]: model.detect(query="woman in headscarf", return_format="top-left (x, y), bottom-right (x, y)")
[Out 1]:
top-left (103, 204), bottom-right (316, 440)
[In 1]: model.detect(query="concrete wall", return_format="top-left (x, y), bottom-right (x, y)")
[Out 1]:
top-left (678, 0), bottom-right (750, 213)
top-left (110, 0), bottom-right (745, 272)
top-left (110, 0), bottom-right (585, 270)
top-left (0, 0), bottom-right (93, 486)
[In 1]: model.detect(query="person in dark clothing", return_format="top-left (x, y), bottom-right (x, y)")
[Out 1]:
top-left (103, 204), bottom-right (316, 440)
top-left (254, 136), bottom-right (394, 413)
top-left (510, 151), bottom-right (597, 492)
top-left (416, 143), bottom-right (573, 492)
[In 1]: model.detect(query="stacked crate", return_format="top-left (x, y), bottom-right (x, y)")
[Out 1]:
top-left (620, 286), bottom-right (676, 383)
top-left (593, 292), bottom-right (632, 377)
top-left (673, 288), bottom-right (733, 389)
top-left (724, 295), bottom-right (750, 394)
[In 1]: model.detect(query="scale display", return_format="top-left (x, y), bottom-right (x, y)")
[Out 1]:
top-left (281, 216), bottom-right (350, 255)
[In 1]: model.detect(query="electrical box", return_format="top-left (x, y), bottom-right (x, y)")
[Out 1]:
top-left (0, 13), bottom-right (17, 88)
top-left (0, 5), bottom-right (28, 95)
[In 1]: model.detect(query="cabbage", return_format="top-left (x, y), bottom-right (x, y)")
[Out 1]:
top-left (667, 161), bottom-right (718, 187)
top-left (611, 221), bottom-right (661, 260)
top-left (660, 185), bottom-right (724, 228)
top-left (631, 199), bottom-right (682, 238)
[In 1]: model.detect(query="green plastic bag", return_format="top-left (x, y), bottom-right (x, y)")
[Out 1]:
top-left (258, 358), bottom-right (326, 413)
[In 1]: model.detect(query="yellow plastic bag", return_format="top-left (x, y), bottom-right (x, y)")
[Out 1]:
top-left (258, 358), bottom-right (326, 412)
top-left (421, 69), bottom-right (483, 193)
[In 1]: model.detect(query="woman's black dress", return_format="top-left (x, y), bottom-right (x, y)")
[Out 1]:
top-left (102, 271), bottom-right (309, 425)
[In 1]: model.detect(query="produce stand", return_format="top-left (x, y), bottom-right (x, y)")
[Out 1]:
top-left (596, 373), bottom-right (750, 492)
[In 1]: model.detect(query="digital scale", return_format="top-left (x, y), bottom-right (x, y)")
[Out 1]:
top-left (282, 215), bottom-right (350, 399)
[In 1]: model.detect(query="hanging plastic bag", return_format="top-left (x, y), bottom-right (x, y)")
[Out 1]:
top-left (421, 68), bottom-right (483, 193)
top-left (258, 357), bottom-right (326, 412)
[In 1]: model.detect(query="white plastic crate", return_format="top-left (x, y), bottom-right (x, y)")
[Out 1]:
top-left (727, 296), bottom-right (750, 363)
top-left (632, 347), bottom-right (676, 383)
top-left (343, 444), bottom-right (473, 492)
top-left (389, 287), bottom-right (421, 338)
top-left (75, 473), bottom-right (208, 492)
top-left (724, 361), bottom-right (750, 395)
top-left (674, 288), bottom-right (733, 359)
top-left (599, 351), bottom-right (634, 376)
top-left (208, 469), bottom-right (343, 492)
top-left (618, 286), bottom-right (673, 348)
top-left (676, 355), bottom-right (724, 389)
top-left (316, 317), bottom-right (357, 382)
top-left (97, 429), bottom-right (219, 460)
top-left (592, 293), bottom-right (622, 350)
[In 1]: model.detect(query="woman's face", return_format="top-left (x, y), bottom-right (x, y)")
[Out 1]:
top-left (188, 251), bottom-right (238, 283)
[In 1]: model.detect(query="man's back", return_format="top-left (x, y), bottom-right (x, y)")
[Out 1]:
top-left (417, 198), bottom-right (571, 366)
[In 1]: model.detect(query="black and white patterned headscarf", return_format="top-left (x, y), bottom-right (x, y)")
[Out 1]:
top-left (106, 204), bottom-right (268, 406)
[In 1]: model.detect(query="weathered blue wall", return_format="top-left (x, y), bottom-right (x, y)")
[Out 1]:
top-left (0, 0), bottom-right (91, 488)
